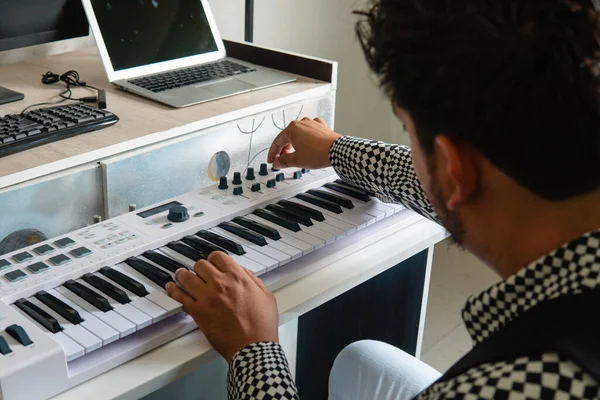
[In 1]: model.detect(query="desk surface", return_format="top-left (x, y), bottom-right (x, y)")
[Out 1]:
top-left (0, 47), bottom-right (330, 189)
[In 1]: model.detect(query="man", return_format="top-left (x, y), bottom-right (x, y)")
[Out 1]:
top-left (165, 0), bottom-right (600, 398)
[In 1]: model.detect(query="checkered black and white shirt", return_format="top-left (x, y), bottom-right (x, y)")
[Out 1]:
top-left (227, 136), bottom-right (600, 399)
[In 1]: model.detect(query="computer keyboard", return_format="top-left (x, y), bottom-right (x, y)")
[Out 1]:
top-left (0, 104), bottom-right (119, 157)
top-left (129, 60), bottom-right (257, 93)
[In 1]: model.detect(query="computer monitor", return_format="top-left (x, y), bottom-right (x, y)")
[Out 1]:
top-left (0, 0), bottom-right (89, 52)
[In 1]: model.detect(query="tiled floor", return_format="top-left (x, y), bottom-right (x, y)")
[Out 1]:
top-left (420, 239), bottom-right (499, 372)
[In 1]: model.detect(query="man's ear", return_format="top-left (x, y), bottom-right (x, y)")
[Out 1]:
top-left (433, 135), bottom-right (479, 210)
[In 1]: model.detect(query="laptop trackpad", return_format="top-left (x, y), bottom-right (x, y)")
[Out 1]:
top-left (200, 79), bottom-right (255, 95)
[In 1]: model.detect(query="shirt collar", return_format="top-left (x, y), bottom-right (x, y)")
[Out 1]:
top-left (462, 229), bottom-right (600, 344)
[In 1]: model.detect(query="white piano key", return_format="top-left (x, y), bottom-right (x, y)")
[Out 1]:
top-left (299, 224), bottom-right (337, 244)
top-left (48, 289), bottom-right (119, 345)
top-left (112, 263), bottom-right (182, 315)
top-left (10, 304), bottom-right (85, 362)
top-left (56, 286), bottom-right (137, 338)
top-left (213, 225), bottom-right (292, 266)
top-left (310, 219), bottom-right (346, 239)
top-left (291, 198), bottom-right (369, 230)
top-left (210, 227), bottom-right (281, 270)
top-left (263, 236), bottom-right (303, 260)
top-left (245, 214), bottom-right (315, 254)
top-left (248, 213), bottom-right (326, 250)
top-left (93, 273), bottom-right (169, 323)
top-left (28, 297), bottom-right (102, 354)
top-left (53, 331), bottom-right (85, 362)
top-left (76, 279), bottom-right (152, 331)
top-left (320, 187), bottom-right (396, 218)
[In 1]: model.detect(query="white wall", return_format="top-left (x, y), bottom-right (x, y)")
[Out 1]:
top-left (211, 0), bottom-right (406, 144)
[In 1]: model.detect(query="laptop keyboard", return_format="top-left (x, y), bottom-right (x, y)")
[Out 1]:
top-left (128, 60), bottom-right (257, 93)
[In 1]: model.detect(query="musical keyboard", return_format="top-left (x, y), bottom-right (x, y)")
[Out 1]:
top-left (0, 166), bottom-right (411, 400)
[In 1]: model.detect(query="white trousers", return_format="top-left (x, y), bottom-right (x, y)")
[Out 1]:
top-left (329, 341), bottom-right (442, 400)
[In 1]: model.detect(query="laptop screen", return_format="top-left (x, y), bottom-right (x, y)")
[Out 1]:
top-left (90, 0), bottom-right (219, 72)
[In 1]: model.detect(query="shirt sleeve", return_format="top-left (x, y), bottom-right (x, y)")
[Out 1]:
top-left (228, 342), bottom-right (300, 400)
top-left (329, 135), bottom-right (440, 224)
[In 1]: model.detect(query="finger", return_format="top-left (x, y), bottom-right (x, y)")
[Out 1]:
top-left (193, 259), bottom-right (221, 283)
top-left (165, 282), bottom-right (196, 312)
top-left (243, 268), bottom-right (271, 294)
top-left (268, 129), bottom-right (292, 163)
top-left (207, 251), bottom-right (242, 274)
top-left (314, 117), bottom-right (327, 126)
top-left (273, 152), bottom-right (299, 169)
top-left (280, 143), bottom-right (294, 155)
top-left (174, 268), bottom-right (205, 295)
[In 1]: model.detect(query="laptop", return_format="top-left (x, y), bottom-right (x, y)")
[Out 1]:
top-left (81, 0), bottom-right (296, 108)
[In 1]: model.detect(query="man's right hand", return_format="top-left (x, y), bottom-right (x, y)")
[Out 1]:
top-left (268, 117), bottom-right (342, 170)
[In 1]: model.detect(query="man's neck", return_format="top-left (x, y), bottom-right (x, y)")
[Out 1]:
top-left (466, 190), bottom-right (600, 279)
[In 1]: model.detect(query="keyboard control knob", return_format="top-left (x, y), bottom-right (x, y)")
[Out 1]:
top-left (266, 179), bottom-right (277, 188)
top-left (232, 172), bottom-right (242, 185)
top-left (302, 168), bottom-right (310, 174)
top-left (276, 172), bottom-right (285, 182)
top-left (272, 167), bottom-right (281, 172)
top-left (251, 183), bottom-right (261, 192)
top-left (167, 206), bottom-right (189, 223)
top-left (293, 171), bottom-right (303, 180)
top-left (218, 177), bottom-right (229, 190)
top-left (233, 187), bottom-right (244, 196)
top-left (259, 163), bottom-right (269, 176)
top-left (246, 167), bottom-right (256, 181)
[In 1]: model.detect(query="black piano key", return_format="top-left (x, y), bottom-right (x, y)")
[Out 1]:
top-left (232, 216), bottom-right (282, 240)
top-left (278, 200), bottom-right (325, 222)
top-left (82, 273), bottom-right (131, 305)
top-left (15, 298), bottom-right (62, 333)
top-left (266, 204), bottom-right (314, 227)
top-left (327, 181), bottom-right (371, 202)
top-left (100, 267), bottom-right (149, 297)
top-left (142, 250), bottom-right (188, 274)
top-left (64, 280), bottom-right (113, 312)
top-left (125, 257), bottom-right (174, 288)
top-left (196, 231), bottom-right (246, 256)
top-left (219, 221), bottom-right (268, 246)
top-left (182, 236), bottom-right (224, 256)
top-left (308, 189), bottom-right (355, 209)
top-left (167, 242), bottom-right (207, 262)
top-left (253, 209), bottom-right (301, 232)
top-left (296, 193), bottom-right (343, 214)
top-left (35, 290), bottom-right (84, 324)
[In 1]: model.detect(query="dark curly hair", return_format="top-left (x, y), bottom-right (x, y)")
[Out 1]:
top-left (356, 0), bottom-right (600, 201)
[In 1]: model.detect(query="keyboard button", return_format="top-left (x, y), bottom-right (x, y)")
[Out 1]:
top-left (64, 280), bottom-right (113, 312)
top-left (99, 267), bottom-right (149, 297)
top-left (0, 336), bottom-right (11, 355)
top-left (27, 262), bottom-right (50, 274)
top-left (70, 247), bottom-right (92, 258)
top-left (279, 200), bottom-right (325, 222)
top-left (166, 242), bottom-right (207, 262)
top-left (232, 216), bottom-right (282, 240)
top-left (33, 244), bottom-right (55, 256)
top-left (326, 181), bottom-right (371, 202)
top-left (180, 236), bottom-right (221, 256)
top-left (6, 324), bottom-right (33, 346)
top-left (12, 252), bottom-right (33, 264)
top-left (253, 209), bottom-right (301, 232)
top-left (219, 221), bottom-right (268, 246)
top-left (49, 254), bottom-right (71, 266)
top-left (296, 193), bottom-right (343, 214)
top-left (54, 237), bottom-right (76, 248)
top-left (266, 204), bottom-right (313, 226)
top-left (308, 189), bottom-right (355, 209)
top-left (142, 250), bottom-right (188, 274)
top-left (35, 291), bottom-right (83, 324)
top-left (49, 290), bottom-right (119, 345)
top-left (82, 273), bottom-right (131, 305)
top-left (15, 298), bottom-right (62, 333)
top-left (0, 260), bottom-right (11, 272)
top-left (5, 270), bottom-right (27, 283)
top-left (125, 258), bottom-right (174, 288)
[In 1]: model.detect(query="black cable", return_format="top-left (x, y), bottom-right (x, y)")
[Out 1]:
top-left (245, 0), bottom-right (254, 42)
top-left (20, 70), bottom-right (103, 114)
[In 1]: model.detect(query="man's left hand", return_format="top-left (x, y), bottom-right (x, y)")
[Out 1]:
top-left (165, 251), bottom-right (279, 362)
